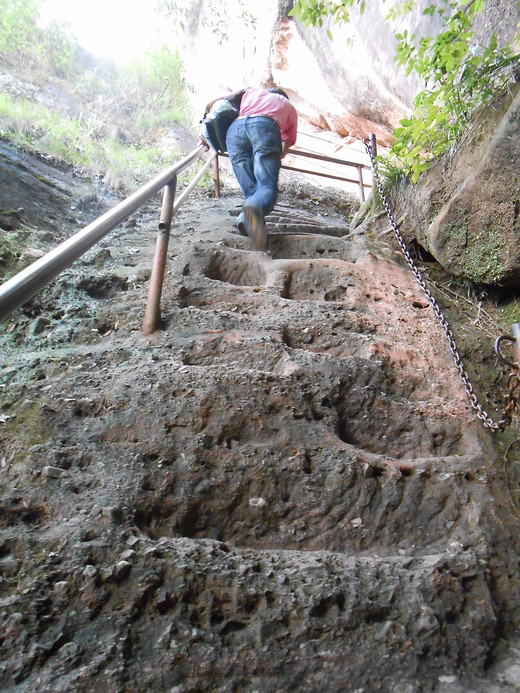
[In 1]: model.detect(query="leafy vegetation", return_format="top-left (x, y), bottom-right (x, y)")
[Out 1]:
top-left (0, 0), bottom-right (77, 77)
top-left (291, 0), bottom-right (520, 181)
top-left (156, 0), bottom-right (256, 44)
top-left (0, 0), bottom-right (193, 192)
top-left (391, 4), bottom-right (519, 181)
top-left (291, 0), bottom-right (363, 39)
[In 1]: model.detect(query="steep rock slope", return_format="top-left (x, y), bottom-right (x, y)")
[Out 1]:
top-left (1, 149), bottom-right (520, 691)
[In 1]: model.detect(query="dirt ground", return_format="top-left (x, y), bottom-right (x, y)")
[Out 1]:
top-left (2, 144), bottom-right (520, 692)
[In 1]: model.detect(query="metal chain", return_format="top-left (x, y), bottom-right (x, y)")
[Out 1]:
top-left (364, 139), bottom-right (520, 432)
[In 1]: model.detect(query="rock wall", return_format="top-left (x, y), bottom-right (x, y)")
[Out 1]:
top-left (393, 85), bottom-right (520, 287)
top-left (183, 0), bottom-right (520, 147)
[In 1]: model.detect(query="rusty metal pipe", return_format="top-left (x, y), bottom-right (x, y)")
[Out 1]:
top-left (142, 180), bottom-right (177, 335)
top-left (0, 144), bottom-right (204, 323)
top-left (213, 155), bottom-right (221, 198)
top-left (357, 165), bottom-right (365, 202)
top-left (142, 154), bottom-right (216, 334)
top-left (369, 134), bottom-right (377, 157)
top-left (369, 134), bottom-right (377, 189)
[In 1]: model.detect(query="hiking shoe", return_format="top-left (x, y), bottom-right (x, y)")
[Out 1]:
top-left (235, 212), bottom-right (248, 236)
top-left (244, 206), bottom-right (267, 251)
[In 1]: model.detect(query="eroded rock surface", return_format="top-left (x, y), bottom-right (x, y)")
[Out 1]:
top-left (1, 153), bottom-right (520, 692)
top-left (394, 85), bottom-right (520, 287)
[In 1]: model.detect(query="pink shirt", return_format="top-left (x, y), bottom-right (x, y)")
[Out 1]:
top-left (239, 87), bottom-right (298, 148)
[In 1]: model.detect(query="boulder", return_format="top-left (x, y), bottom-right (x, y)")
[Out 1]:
top-left (397, 84), bottom-right (520, 287)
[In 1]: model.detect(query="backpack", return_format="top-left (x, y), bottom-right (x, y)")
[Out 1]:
top-left (200, 90), bottom-right (246, 153)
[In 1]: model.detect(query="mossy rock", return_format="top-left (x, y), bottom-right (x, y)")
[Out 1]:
top-left (398, 86), bottom-right (520, 288)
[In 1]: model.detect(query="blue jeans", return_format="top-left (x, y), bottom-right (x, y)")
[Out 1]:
top-left (226, 116), bottom-right (282, 217)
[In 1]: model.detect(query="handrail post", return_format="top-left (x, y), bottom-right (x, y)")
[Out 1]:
top-left (370, 133), bottom-right (377, 157)
top-left (370, 133), bottom-right (377, 191)
top-left (512, 323), bottom-right (520, 365)
top-left (142, 177), bottom-right (177, 334)
top-left (213, 154), bottom-right (221, 198)
top-left (356, 165), bottom-right (365, 202)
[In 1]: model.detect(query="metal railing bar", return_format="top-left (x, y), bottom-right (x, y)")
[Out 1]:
top-left (280, 163), bottom-right (372, 187)
top-left (296, 132), bottom-right (373, 161)
top-left (171, 152), bottom-right (217, 216)
top-left (217, 147), bottom-right (371, 175)
top-left (0, 144), bottom-right (205, 323)
top-left (289, 147), bottom-right (371, 170)
top-left (292, 141), bottom-right (368, 162)
top-left (217, 144), bottom-right (373, 196)
top-left (285, 154), bottom-right (357, 178)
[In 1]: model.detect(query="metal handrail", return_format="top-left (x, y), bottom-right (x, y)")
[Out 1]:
top-left (283, 147), bottom-right (373, 201)
top-left (214, 136), bottom-right (375, 202)
top-left (0, 133), bottom-right (376, 333)
top-left (0, 144), bottom-right (205, 325)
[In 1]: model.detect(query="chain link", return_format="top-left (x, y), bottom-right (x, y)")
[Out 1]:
top-left (364, 139), bottom-right (520, 432)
